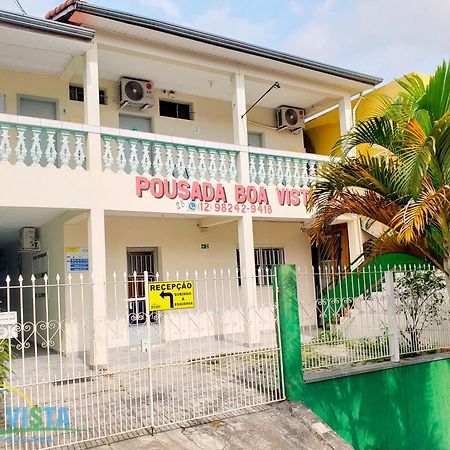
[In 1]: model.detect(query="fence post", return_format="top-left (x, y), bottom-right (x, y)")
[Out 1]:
top-left (385, 270), bottom-right (400, 362)
top-left (273, 264), bottom-right (304, 401)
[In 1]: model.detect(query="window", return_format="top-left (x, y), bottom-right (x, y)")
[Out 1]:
top-left (19, 96), bottom-right (57, 120)
top-left (248, 132), bottom-right (264, 148)
top-left (159, 100), bottom-right (191, 120)
top-left (236, 247), bottom-right (285, 286)
top-left (69, 85), bottom-right (107, 105)
top-left (127, 249), bottom-right (157, 325)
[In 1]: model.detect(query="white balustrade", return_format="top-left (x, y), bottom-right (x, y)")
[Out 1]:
top-left (0, 121), bottom-right (86, 169)
top-left (249, 151), bottom-right (327, 188)
top-left (101, 134), bottom-right (241, 183)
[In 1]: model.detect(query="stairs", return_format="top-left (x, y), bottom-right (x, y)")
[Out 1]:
top-left (321, 253), bottom-right (427, 322)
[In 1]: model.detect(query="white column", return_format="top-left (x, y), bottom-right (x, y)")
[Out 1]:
top-left (83, 39), bottom-right (102, 172)
top-left (347, 217), bottom-right (364, 268)
top-left (232, 72), bottom-right (248, 146)
top-left (232, 72), bottom-right (258, 344)
top-left (339, 95), bottom-right (355, 157)
top-left (88, 208), bottom-right (108, 367)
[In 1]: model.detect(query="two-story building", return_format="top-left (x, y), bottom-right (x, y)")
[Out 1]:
top-left (0, 2), bottom-right (381, 363)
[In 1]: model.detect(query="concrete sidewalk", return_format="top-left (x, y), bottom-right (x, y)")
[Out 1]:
top-left (92, 402), bottom-right (352, 450)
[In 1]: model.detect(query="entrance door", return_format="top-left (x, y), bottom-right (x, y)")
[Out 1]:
top-left (127, 248), bottom-right (159, 346)
top-left (311, 224), bottom-right (350, 327)
top-left (316, 223), bottom-right (350, 272)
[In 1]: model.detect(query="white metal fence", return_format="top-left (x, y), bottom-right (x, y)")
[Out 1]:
top-left (0, 268), bottom-right (283, 449)
top-left (297, 265), bottom-right (450, 372)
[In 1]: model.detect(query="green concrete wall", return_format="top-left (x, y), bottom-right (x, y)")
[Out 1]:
top-left (273, 264), bottom-right (450, 450)
top-left (303, 359), bottom-right (450, 450)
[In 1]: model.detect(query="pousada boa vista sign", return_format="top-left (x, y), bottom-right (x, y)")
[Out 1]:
top-left (136, 176), bottom-right (308, 215)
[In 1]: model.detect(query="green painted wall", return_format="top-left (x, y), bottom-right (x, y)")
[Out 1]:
top-left (273, 264), bottom-right (450, 450)
top-left (303, 359), bottom-right (450, 450)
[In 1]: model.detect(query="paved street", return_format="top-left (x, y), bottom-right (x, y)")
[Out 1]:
top-left (91, 402), bottom-right (352, 450)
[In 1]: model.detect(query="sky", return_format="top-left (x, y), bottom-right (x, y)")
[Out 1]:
top-left (3, 0), bottom-right (449, 83)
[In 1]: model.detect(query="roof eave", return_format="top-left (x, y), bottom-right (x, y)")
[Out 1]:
top-left (51, 2), bottom-right (382, 87)
top-left (0, 9), bottom-right (94, 41)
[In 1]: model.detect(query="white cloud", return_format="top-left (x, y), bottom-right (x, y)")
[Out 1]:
top-left (289, 1), bottom-right (304, 16)
top-left (315, 0), bottom-right (335, 16)
top-left (139, 0), bottom-right (181, 19)
top-left (186, 4), bottom-right (277, 44)
top-left (283, 0), bottom-right (450, 81)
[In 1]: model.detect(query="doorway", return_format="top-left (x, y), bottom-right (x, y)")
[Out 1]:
top-left (312, 223), bottom-right (350, 272)
top-left (311, 223), bottom-right (350, 327)
top-left (126, 248), bottom-right (159, 346)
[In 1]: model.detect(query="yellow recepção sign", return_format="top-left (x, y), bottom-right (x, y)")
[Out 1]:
top-left (148, 280), bottom-right (195, 311)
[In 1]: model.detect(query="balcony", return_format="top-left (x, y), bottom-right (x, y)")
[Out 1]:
top-left (0, 114), bottom-right (329, 218)
top-left (0, 114), bottom-right (327, 187)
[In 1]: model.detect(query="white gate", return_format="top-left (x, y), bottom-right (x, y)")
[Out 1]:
top-left (0, 268), bottom-right (284, 448)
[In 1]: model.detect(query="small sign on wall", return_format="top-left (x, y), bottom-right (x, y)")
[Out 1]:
top-left (0, 311), bottom-right (17, 339)
top-left (66, 247), bottom-right (89, 272)
top-left (148, 280), bottom-right (195, 311)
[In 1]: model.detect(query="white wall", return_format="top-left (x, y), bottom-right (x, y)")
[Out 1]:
top-left (61, 215), bottom-right (312, 349)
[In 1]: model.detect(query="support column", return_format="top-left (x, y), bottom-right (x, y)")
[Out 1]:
top-left (232, 71), bottom-right (259, 344)
top-left (231, 71), bottom-right (248, 147)
top-left (347, 217), bottom-right (364, 268)
top-left (338, 95), bottom-right (355, 157)
top-left (88, 208), bottom-right (108, 367)
top-left (83, 39), bottom-right (102, 172)
top-left (238, 215), bottom-right (259, 343)
top-left (273, 264), bottom-right (304, 401)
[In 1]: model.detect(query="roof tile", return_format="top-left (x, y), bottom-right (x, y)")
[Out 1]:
top-left (45, 0), bottom-right (75, 20)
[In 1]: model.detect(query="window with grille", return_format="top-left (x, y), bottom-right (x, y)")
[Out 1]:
top-left (127, 249), bottom-right (157, 324)
top-left (236, 247), bottom-right (285, 286)
top-left (69, 85), bottom-right (107, 105)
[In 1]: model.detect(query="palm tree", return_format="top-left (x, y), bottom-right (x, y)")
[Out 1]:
top-left (307, 61), bottom-right (450, 274)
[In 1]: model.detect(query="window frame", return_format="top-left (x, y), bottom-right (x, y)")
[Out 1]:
top-left (68, 84), bottom-right (107, 105)
top-left (236, 247), bottom-right (285, 286)
top-left (159, 99), bottom-right (193, 120)
top-left (248, 131), bottom-right (264, 148)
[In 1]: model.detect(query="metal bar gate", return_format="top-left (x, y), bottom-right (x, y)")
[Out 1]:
top-left (0, 268), bottom-right (284, 449)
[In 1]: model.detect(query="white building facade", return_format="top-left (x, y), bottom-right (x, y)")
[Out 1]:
top-left (0, 4), bottom-right (381, 363)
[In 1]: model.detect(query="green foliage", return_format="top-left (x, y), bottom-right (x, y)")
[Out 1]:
top-left (0, 340), bottom-right (9, 385)
top-left (308, 62), bottom-right (450, 272)
top-left (395, 269), bottom-right (448, 353)
top-left (312, 326), bottom-right (344, 344)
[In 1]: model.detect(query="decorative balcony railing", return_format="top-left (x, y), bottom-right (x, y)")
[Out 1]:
top-left (101, 132), bottom-right (239, 183)
top-left (0, 117), bottom-right (86, 170)
top-left (248, 148), bottom-right (327, 187)
top-left (0, 115), bottom-right (330, 190)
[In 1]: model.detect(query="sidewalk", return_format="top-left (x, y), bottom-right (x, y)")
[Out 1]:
top-left (91, 402), bottom-right (353, 450)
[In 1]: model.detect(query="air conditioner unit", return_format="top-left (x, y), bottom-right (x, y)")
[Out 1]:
top-left (119, 77), bottom-right (154, 109)
top-left (20, 227), bottom-right (40, 251)
top-left (276, 106), bottom-right (305, 131)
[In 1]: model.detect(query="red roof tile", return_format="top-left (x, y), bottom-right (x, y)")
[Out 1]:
top-left (45, 0), bottom-right (76, 20)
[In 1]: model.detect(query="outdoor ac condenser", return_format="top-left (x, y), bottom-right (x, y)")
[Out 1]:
top-left (276, 105), bottom-right (306, 131)
top-left (20, 227), bottom-right (40, 251)
top-left (119, 77), bottom-right (155, 109)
